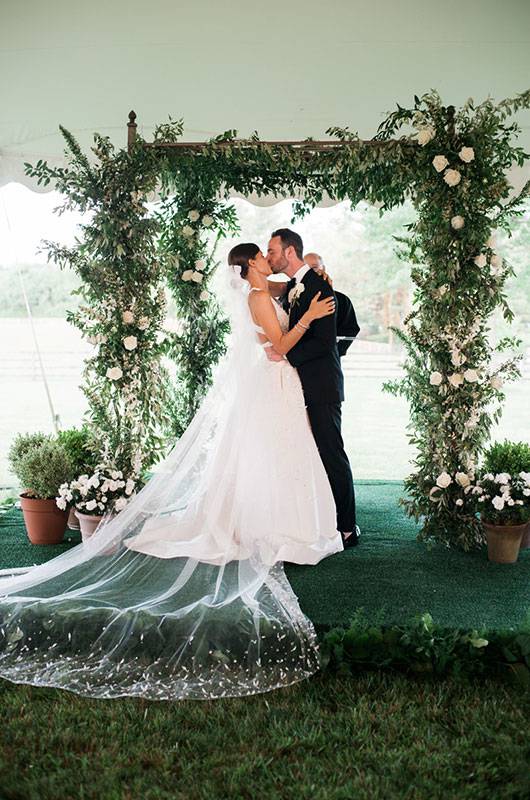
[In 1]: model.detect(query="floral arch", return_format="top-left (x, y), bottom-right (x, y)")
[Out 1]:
top-left (25, 89), bottom-right (530, 550)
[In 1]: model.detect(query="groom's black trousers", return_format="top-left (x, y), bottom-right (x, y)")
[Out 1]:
top-left (306, 403), bottom-right (356, 533)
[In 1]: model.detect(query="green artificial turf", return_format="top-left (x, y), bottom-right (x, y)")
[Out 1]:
top-left (1, 482), bottom-right (529, 633)
top-left (0, 672), bottom-right (528, 800)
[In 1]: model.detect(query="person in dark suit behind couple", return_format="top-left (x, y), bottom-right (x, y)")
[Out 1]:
top-left (266, 228), bottom-right (360, 547)
top-left (304, 252), bottom-right (360, 357)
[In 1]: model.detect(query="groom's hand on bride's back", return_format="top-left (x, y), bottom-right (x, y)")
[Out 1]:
top-left (265, 347), bottom-right (284, 362)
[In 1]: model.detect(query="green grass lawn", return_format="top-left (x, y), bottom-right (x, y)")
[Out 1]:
top-left (0, 671), bottom-right (528, 800)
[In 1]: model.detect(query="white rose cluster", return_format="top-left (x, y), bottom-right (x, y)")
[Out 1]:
top-left (56, 465), bottom-right (139, 518)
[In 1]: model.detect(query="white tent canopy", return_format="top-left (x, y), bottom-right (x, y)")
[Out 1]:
top-left (2, 0), bottom-right (530, 197)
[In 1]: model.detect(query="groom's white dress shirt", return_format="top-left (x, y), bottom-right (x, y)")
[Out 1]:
top-left (292, 263), bottom-right (311, 283)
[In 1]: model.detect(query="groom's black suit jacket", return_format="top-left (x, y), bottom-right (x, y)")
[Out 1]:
top-left (284, 269), bottom-right (344, 406)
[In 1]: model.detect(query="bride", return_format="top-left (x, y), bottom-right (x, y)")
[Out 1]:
top-left (0, 244), bottom-right (343, 701)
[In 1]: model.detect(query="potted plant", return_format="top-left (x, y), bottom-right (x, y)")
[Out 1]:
top-left (480, 440), bottom-right (530, 555)
top-left (56, 464), bottom-right (139, 542)
top-left (8, 433), bottom-right (73, 544)
top-left (57, 426), bottom-right (98, 531)
top-left (471, 440), bottom-right (530, 563)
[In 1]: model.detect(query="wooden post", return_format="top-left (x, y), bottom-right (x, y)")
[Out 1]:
top-left (127, 110), bottom-right (137, 152)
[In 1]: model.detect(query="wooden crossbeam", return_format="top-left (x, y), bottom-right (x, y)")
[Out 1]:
top-left (127, 110), bottom-right (403, 153)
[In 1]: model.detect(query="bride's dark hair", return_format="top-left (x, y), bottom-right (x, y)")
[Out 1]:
top-left (228, 243), bottom-right (260, 279)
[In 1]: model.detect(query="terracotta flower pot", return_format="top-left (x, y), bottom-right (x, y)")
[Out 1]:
top-left (20, 494), bottom-right (68, 545)
top-left (75, 511), bottom-right (104, 542)
top-left (483, 521), bottom-right (526, 564)
top-left (519, 522), bottom-right (530, 550)
top-left (67, 506), bottom-right (80, 530)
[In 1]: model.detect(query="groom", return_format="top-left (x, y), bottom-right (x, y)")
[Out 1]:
top-left (266, 228), bottom-right (359, 548)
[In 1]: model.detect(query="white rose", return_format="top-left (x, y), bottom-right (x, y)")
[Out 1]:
top-left (448, 373), bottom-right (464, 388)
top-left (122, 310), bottom-right (134, 324)
top-left (455, 472), bottom-right (471, 488)
top-left (416, 127), bottom-right (435, 146)
top-left (125, 479), bottom-right (135, 495)
top-left (482, 473), bottom-right (494, 481)
top-left (490, 254), bottom-right (503, 275)
top-left (490, 375), bottom-right (503, 390)
top-left (451, 215), bottom-right (465, 230)
top-left (519, 471), bottom-right (530, 484)
top-left (436, 471), bottom-right (452, 489)
top-left (432, 155), bottom-right (449, 172)
top-left (123, 335), bottom-right (138, 351)
top-left (191, 271), bottom-right (204, 283)
top-left (492, 495), bottom-right (505, 511)
top-left (444, 169), bottom-right (461, 187)
top-left (507, 498), bottom-right (515, 506)
top-left (106, 366), bottom-right (123, 381)
top-left (429, 371), bottom-right (443, 386)
top-left (114, 497), bottom-right (128, 512)
top-left (463, 369), bottom-right (479, 383)
top-left (108, 480), bottom-right (119, 492)
top-left (187, 210), bottom-right (200, 222)
top-left (56, 497), bottom-right (67, 510)
top-left (137, 317), bottom-right (149, 330)
top-left (181, 270), bottom-right (194, 282)
top-left (85, 499), bottom-right (98, 512)
top-left (429, 486), bottom-right (442, 502)
top-left (199, 290), bottom-right (209, 301)
top-left (523, 489), bottom-right (530, 497)
top-left (202, 215), bottom-right (214, 227)
top-left (474, 254), bottom-right (487, 268)
top-left (182, 225), bottom-right (194, 238)
top-left (451, 350), bottom-right (466, 368)
top-left (459, 147), bottom-right (475, 163)
top-left (494, 473), bottom-right (511, 484)
top-left (455, 498), bottom-right (464, 506)
top-left (195, 259), bottom-right (206, 271)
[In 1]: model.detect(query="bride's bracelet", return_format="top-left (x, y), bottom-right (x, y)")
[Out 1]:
top-left (296, 320), bottom-right (309, 332)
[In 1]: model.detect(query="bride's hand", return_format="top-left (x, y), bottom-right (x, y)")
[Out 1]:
top-left (307, 291), bottom-right (336, 321)
top-left (315, 268), bottom-right (333, 287)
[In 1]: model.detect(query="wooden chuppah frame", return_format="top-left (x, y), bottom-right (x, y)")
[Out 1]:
top-left (126, 109), bottom-right (457, 154)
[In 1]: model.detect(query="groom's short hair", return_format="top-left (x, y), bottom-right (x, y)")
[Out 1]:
top-left (271, 228), bottom-right (303, 260)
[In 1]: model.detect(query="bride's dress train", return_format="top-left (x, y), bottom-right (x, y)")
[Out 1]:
top-left (0, 280), bottom-right (342, 700)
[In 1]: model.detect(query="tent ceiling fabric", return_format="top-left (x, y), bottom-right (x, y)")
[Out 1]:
top-left (1, 0), bottom-right (529, 203)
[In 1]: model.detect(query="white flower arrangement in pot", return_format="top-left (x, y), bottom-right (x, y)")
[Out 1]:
top-left (473, 471), bottom-right (530, 563)
top-left (56, 464), bottom-right (139, 541)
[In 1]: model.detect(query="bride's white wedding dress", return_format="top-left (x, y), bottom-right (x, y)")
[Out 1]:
top-left (0, 277), bottom-right (342, 701)
top-left (125, 290), bottom-right (341, 566)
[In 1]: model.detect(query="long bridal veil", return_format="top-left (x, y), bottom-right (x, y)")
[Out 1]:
top-left (0, 269), bottom-right (321, 700)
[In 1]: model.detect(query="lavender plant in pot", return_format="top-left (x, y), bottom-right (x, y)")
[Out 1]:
top-left (8, 433), bottom-right (73, 544)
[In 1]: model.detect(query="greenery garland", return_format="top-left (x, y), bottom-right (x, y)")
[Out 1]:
top-left (24, 90), bottom-right (530, 549)
top-left (25, 130), bottom-right (174, 480)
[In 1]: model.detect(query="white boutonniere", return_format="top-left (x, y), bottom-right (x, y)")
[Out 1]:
top-left (288, 283), bottom-right (305, 307)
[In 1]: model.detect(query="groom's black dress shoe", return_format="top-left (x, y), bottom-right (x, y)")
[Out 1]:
top-left (341, 526), bottom-right (361, 548)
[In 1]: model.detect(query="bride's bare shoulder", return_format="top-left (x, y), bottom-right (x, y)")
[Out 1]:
top-left (247, 288), bottom-right (269, 305)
